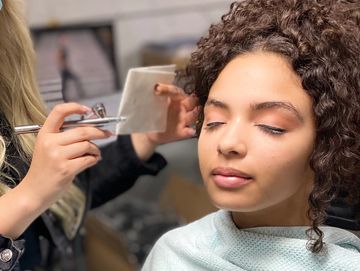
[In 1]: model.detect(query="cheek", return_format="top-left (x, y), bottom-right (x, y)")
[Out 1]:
top-left (252, 127), bottom-right (314, 171)
top-left (198, 132), bottom-right (217, 176)
top-left (198, 133), bottom-right (207, 168)
top-left (255, 141), bottom-right (313, 196)
top-left (264, 153), bottom-right (308, 180)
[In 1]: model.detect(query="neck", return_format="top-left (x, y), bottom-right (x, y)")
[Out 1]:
top-left (231, 186), bottom-right (312, 229)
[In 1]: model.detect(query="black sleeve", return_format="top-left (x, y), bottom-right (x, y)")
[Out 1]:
top-left (78, 135), bottom-right (167, 209)
top-left (0, 235), bottom-right (24, 271)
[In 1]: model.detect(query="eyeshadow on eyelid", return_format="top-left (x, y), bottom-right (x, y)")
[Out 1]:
top-left (256, 114), bottom-right (298, 129)
top-left (251, 101), bottom-right (304, 123)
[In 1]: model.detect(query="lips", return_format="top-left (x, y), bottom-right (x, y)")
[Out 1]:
top-left (210, 167), bottom-right (253, 189)
top-left (211, 167), bottom-right (253, 178)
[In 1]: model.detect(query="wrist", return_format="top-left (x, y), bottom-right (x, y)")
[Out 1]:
top-left (0, 182), bottom-right (46, 239)
top-left (15, 179), bottom-right (47, 214)
top-left (130, 133), bottom-right (157, 161)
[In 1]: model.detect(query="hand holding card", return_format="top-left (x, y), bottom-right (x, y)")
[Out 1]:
top-left (116, 65), bottom-right (176, 134)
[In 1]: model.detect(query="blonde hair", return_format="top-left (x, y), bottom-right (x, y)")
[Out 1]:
top-left (0, 0), bottom-right (85, 240)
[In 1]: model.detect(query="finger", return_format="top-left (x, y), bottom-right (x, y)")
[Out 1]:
top-left (154, 83), bottom-right (186, 99)
top-left (183, 107), bottom-right (200, 126)
top-left (184, 127), bottom-right (197, 137)
top-left (57, 127), bottom-right (112, 146)
top-left (182, 96), bottom-right (199, 111)
top-left (67, 155), bottom-right (100, 176)
top-left (177, 127), bottom-right (197, 139)
top-left (63, 141), bottom-right (101, 159)
top-left (41, 103), bottom-right (92, 133)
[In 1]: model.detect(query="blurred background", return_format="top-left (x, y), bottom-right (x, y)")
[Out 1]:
top-left (25, 1), bottom-right (232, 270)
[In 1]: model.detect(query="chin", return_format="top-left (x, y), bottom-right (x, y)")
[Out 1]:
top-left (207, 189), bottom-right (260, 212)
top-left (204, 178), bottom-right (263, 212)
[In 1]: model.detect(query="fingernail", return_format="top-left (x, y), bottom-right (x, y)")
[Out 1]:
top-left (189, 128), bottom-right (197, 137)
top-left (82, 105), bottom-right (92, 112)
top-left (154, 83), bottom-right (159, 93)
top-left (106, 130), bottom-right (115, 136)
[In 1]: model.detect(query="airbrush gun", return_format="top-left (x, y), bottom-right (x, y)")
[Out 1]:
top-left (14, 103), bottom-right (125, 135)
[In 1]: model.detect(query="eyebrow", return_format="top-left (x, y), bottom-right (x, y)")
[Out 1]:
top-left (251, 101), bottom-right (304, 123)
top-left (205, 98), bottom-right (304, 123)
top-left (205, 99), bottom-right (229, 110)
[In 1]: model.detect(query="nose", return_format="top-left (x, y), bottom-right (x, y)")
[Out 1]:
top-left (217, 122), bottom-right (247, 158)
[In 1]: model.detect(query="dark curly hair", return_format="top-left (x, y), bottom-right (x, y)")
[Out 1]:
top-left (181, 0), bottom-right (360, 253)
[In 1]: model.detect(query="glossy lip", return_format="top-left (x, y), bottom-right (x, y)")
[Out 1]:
top-left (210, 167), bottom-right (253, 189)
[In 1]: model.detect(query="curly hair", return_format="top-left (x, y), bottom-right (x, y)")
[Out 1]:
top-left (181, 0), bottom-right (360, 253)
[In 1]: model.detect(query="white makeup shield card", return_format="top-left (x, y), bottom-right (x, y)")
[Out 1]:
top-left (116, 65), bottom-right (176, 134)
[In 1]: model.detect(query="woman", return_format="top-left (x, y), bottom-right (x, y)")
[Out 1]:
top-left (0, 1), bottom-right (198, 270)
top-left (143, 0), bottom-right (360, 270)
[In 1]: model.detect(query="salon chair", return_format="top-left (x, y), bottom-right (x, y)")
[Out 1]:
top-left (325, 190), bottom-right (360, 232)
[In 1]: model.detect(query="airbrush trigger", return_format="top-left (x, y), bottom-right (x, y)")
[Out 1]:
top-left (91, 102), bottom-right (107, 118)
top-left (81, 102), bottom-right (107, 120)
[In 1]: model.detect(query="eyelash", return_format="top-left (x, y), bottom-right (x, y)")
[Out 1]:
top-left (204, 122), bottom-right (286, 135)
top-left (256, 124), bottom-right (287, 135)
top-left (204, 122), bottom-right (225, 130)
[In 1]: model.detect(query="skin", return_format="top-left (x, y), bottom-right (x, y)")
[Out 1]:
top-left (198, 51), bottom-right (316, 229)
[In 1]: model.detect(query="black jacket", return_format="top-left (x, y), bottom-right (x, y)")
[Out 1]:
top-left (0, 129), bottom-right (167, 271)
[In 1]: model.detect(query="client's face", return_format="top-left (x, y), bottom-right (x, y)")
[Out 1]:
top-left (198, 51), bottom-right (316, 225)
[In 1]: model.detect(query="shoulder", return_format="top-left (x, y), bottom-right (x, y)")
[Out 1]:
top-left (151, 210), bottom-right (224, 252)
top-left (321, 226), bottom-right (360, 252)
top-left (142, 211), bottom-right (223, 270)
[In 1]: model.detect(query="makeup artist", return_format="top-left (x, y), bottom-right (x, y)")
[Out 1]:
top-left (0, 1), bottom-right (198, 270)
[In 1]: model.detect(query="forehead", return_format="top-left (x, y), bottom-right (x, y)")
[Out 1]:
top-left (208, 51), bottom-right (313, 116)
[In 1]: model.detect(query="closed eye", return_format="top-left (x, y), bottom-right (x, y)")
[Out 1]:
top-left (256, 124), bottom-right (287, 135)
top-left (204, 121), bottom-right (225, 130)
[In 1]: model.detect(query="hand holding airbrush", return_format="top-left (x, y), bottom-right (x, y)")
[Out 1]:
top-left (14, 103), bottom-right (126, 135)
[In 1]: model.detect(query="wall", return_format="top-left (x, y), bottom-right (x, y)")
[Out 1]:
top-left (26, 0), bottom-right (232, 85)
